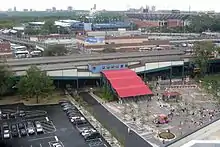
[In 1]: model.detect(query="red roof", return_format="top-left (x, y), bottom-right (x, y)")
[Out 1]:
top-left (102, 69), bottom-right (153, 98)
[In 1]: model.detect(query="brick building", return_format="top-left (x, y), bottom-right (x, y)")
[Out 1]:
top-left (126, 12), bottom-right (189, 28)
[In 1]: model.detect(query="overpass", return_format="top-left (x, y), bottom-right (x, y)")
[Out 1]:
top-left (0, 34), bottom-right (48, 49)
top-left (10, 54), bottom-right (190, 78)
top-left (7, 50), bottom-right (185, 67)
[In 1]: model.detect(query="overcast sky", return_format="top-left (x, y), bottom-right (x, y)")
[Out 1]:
top-left (0, 0), bottom-right (219, 11)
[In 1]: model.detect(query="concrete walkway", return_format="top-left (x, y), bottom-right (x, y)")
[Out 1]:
top-left (167, 119), bottom-right (220, 147)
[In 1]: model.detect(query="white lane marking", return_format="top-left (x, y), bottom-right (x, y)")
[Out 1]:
top-left (30, 145), bottom-right (32, 147)
top-left (28, 136), bottom-right (54, 142)
top-left (46, 117), bottom-right (49, 122)
top-left (54, 136), bottom-right (58, 141)
top-left (40, 144), bottom-right (42, 147)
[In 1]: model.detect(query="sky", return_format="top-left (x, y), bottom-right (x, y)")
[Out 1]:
top-left (0, 0), bottom-right (220, 12)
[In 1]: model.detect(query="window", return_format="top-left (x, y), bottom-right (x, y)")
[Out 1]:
top-left (111, 65), bottom-right (114, 68)
top-left (92, 66), bottom-right (96, 70)
top-left (125, 64), bottom-right (128, 67)
top-left (107, 66), bottom-right (110, 69)
top-left (115, 65), bottom-right (119, 68)
top-left (102, 66), bottom-right (105, 69)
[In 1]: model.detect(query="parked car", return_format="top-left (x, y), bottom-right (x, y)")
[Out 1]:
top-left (11, 124), bottom-right (17, 131)
top-left (52, 143), bottom-right (62, 147)
top-left (11, 130), bottom-right (19, 137)
top-left (3, 123), bottom-right (9, 130)
top-left (61, 103), bottom-right (72, 107)
top-left (83, 132), bottom-right (100, 141)
top-left (9, 113), bottom-right (16, 118)
top-left (59, 100), bottom-right (70, 104)
top-left (71, 117), bottom-right (87, 125)
top-left (3, 130), bottom-right (10, 139)
top-left (27, 122), bottom-right (35, 135)
top-left (19, 111), bottom-right (25, 117)
top-left (18, 123), bottom-right (25, 129)
top-left (81, 128), bottom-right (97, 136)
top-left (20, 129), bottom-right (27, 136)
top-left (35, 121), bottom-right (43, 133)
top-left (2, 113), bottom-right (8, 119)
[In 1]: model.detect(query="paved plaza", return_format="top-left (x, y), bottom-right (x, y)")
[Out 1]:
top-left (104, 85), bottom-right (220, 146)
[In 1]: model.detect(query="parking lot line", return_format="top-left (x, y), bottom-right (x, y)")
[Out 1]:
top-left (28, 136), bottom-right (55, 142)
top-left (46, 117), bottom-right (49, 122)
top-left (40, 144), bottom-right (42, 147)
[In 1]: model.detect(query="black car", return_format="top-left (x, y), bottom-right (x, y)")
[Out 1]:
top-left (19, 111), bottom-right (25, 117)
top-left (59, 100), bottom-right (70, 104)
top-left (11, 124), bottom-right (17, 131)
top-left (18, 123), bottom-right (25, 129)
top-left (67, 112), bottom-right (80, 117)
top-left (3, 123), bottom-right (9, 130)
top-left (11, 131), bottom-right (19, 137)
top-left (9, 113), bottom-right (16, 118)
top-left (72, 118), bottom-right (87, 125)
top-left (20, 129), bottom-right (27, 136)
top-left (83, 132), bottom-right (100, 141)
top-left (66, 109), bottom-right (78, 114)
top-left (2, 113), bottom-right (8, 119)
top-left (61, 102), bottom-right (71, 107)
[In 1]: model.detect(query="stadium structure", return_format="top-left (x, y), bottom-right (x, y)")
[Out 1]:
top-left (126, 11), bottom-right (191, 28)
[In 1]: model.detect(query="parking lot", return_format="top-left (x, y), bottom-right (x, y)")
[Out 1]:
top-left (0, 103), bottom-right (109, 147)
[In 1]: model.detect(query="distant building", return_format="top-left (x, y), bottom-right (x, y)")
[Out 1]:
top-left (151, 6), bottom-right (156, 12)
top-left (127, 12), bottom-right (189, 28)
top-left (27, 22), bottom-right (45, 29)
top-left (67, 6), bottom-right (73, 11)
top-left (76, 31), bottom-right (170, 52)
top-left (52, 7), bottom-right (56, 12)
top-left (23, 9), bottom-right (28, 12)
top-left (13, 6), bottom-right (16, 11)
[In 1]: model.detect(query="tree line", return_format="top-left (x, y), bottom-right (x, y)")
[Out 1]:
top-left (0, 63), bottom-right (54, 103)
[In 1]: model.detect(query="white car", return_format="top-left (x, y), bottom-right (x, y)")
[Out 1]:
top-left (3, 130), bottom-right (10, 139)
top-left (27, 127), bottom-right (35, 135)
top-left (70, 117), bottom-right (85, 123)
top-left (52, 143), bottom-right (62, 147)
top-left (81, 129), bottom-right (96, 136)
top-left (36, 124), bottom-right (43, 133)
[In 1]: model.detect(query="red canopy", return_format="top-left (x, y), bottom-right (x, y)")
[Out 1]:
top-left (102, 69), bottom-right (153, 98)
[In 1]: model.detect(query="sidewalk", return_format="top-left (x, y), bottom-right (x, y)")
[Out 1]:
top-left (66, 92), bottom-right (121, 147)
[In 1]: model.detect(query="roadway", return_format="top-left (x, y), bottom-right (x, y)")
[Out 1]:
top-left (7, 50), bottom-right (185, 66)
top-left (10, 55), bottom-right (190, 72)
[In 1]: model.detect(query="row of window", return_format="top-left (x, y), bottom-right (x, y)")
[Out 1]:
top-left (92, 64), bottom-right (128, 70)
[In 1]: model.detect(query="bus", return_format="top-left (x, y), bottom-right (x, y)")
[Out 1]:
top-left (14, 50), bottom-right (30, 58)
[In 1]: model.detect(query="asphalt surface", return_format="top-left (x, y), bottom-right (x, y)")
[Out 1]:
top-left (79, 92), bottom-right (152, 147)
top-left (0, 104), bottom-right (97, 147)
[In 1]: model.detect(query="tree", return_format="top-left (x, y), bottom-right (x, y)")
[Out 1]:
top-left (0, 61), bottom-right (14, 96)
top-left (17, 66), bottom-right (54, 103)
top-left (41, 20), bottom-right (58, 34)
top-left (192, 41), bottom-right (216, 77)
top-left (44, 44), bottom-right (68, 56)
